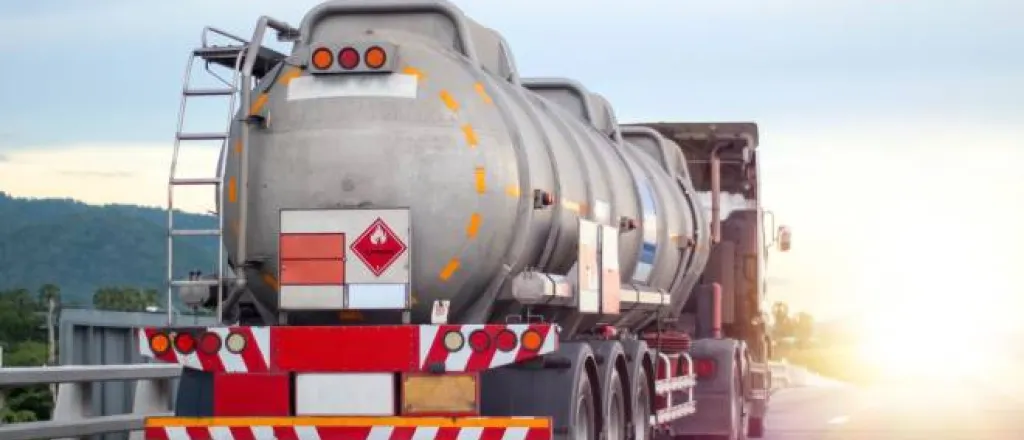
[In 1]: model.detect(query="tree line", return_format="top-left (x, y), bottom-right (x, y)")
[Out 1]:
top-left (770, 301), bottom-right (815, 352)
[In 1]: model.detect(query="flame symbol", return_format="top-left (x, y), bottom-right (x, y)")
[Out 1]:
top-left (370, 226), bottom-right (387, 245)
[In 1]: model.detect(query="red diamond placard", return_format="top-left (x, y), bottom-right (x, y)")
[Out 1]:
top-left (350, 218), bottom-right (407, 277)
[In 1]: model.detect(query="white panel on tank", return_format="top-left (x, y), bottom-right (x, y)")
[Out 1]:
top-left (347, 284), bottom-right (408, 309)
top-left (295, 373), bottom-right (395, 416)
top-left (593, 200), bottom-right (611, 225)
top-left (287, 74), bottom-right (419, 101)
top-left (599, 225), bottom-right (621, 315)
top-left (577, 219), bottom-right (600, 314)
top-left (280, 285), bottom-right (346, 310)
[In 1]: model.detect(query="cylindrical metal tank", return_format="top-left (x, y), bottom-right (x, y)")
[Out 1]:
top-left (215, 0), bottom-right (712, 330)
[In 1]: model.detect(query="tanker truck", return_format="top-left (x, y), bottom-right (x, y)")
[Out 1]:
top-left (140, 1), bottom-right (792, 439)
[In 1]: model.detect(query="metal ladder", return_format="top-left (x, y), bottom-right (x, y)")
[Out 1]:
top-left (165, 20), bottom-right (296, 325)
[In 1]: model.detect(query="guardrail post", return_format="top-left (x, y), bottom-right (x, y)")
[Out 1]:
top-left (128, 377), bottom-right (174, 440)
top-left (52, 381), bottom-right (93, 440)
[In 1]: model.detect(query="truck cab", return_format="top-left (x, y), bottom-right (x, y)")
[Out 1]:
top-left (630, 122), bottom-right (792, 438)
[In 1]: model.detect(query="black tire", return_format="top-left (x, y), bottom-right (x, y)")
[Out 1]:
top-left (747, 417), bottom-right (765, 438)
top-left (632, 367), bottom-right (652, 440)
top-left (605, 369), bottom-right (627, 440)
top-left (571, 371), bottom-right (598, 440)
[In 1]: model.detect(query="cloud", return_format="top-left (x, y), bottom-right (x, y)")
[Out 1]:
top-left (0, 0), bottom-right (316, 50)
top-left (0, 143), bottom-right (218, 213)
top-left (58, 170), bottom-right (135, 179)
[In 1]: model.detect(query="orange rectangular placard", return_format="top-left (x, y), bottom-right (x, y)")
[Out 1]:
top-left (280, 233), bottom-right (345, 260)
top-left (280, 259), bottom-right (346, 285)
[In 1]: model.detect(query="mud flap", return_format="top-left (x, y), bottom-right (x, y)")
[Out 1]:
top-left (481, 341), bottom-right (598, 440)
top-left (669, 338), bottom-right (744, 437)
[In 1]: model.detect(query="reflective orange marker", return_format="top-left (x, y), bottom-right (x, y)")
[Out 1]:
top-left (311, 47), bottom-right (333, 70)
top-left (521, 329), bottom-right (543, 352)
top-left (365, 46), bottom-right (387, 69)
top-left (150, 333), bottom-right (170, 354)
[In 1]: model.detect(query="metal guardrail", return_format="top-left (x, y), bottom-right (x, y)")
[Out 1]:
top-left (0, 364), bottom-right (181, 440)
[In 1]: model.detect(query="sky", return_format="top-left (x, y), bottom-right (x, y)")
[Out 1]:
top-left (1, 0), bottom-right (1022, 329)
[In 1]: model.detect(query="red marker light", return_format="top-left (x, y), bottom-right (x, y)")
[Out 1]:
top-left (468, 330), bottom-right (490, 352)
top-left (174, 332), bottom-right (196, 354)
top-left (695, 358), bottom-right (716, 378)
top-left (339, 47), bottom-right (360, 70)
top-left (495, 330), bottom-right (517, 352)
top-left (198, 332), bottom-right (222, 354)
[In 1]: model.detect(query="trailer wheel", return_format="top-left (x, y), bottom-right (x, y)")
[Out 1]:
top-left (632, 366), bottom-right (652, 440)
top-left (605, 368), bottom-right (627, 440)
top-left (724, 369), bottom-right (748, 440)
top-left (572, 370), bottom-right (598, 440)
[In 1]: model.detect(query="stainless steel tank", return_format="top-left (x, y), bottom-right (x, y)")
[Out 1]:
top-left (216, 0), bottom-right (712, 329)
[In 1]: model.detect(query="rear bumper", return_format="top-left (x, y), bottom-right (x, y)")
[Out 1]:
top-left (144, 416), bottom-right (551, 440)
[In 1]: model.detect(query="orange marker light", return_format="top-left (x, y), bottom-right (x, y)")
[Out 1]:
top-left (311, 47), bottom-right (333, 70)
top-left (365, 46), bottom-right (387, 69)
top-left (150, 333), bottom-right (170, 354)
top-left (521, 329), bottom-right (543, 352)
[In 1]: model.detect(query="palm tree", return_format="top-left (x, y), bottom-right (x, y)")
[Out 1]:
top-left (37, 284), bottom-right (60, 406)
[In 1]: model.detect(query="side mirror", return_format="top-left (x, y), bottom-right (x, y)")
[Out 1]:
top-left (777, 226), bottom-right (791, 252)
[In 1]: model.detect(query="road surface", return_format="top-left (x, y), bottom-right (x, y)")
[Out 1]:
top-left (763, 372), bottom-right (1024, 439)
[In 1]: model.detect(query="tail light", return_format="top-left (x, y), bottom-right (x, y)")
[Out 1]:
top-left (364, 46), bottom-right (387, 69)
top-left (149, 332), bottom-right (170, 355)
top-left (310, 47), bottom-right (334, 70)
top-left (198, 332), bottom-right (222, 354)
top-left (225, 331), bottom-right (247, 354)
top-left (521, 329), bottom-right (544, 352)
top-left (307, 42), bottom-right (397, 74)
top-left (695, 358), bottom-right (716, 378)
top-left (468, 330), bottom-right (490, 352)
top-left (442, 330), bottom-right (465, 352)
top-left (495, 329), bottom-right (518, 352)
top-left (338, 47), bottom-right (360, 70)
top-left (173, 332), bottom-right (196, 354)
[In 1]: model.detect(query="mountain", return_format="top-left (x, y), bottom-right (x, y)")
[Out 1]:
top-left (0, 192), bottom-right (218, 307)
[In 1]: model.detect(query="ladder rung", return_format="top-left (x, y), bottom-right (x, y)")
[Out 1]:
top-left (171, 279), bottom-right (220, 287)
top-left (171, 177), bottom-right (220, 185)
top-left (177, 132), bottom-right (227, 141)
top-left (184, 88), bottom-right (235, 97)
top-left (194, 45), bottom-right (246, 60)
top-left (171, 229), bottom-right (220, 236)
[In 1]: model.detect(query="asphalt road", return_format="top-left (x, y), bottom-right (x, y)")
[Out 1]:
top-left (763, 373), bottom-right (1024, 440)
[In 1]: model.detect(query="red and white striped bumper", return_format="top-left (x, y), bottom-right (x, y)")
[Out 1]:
top-left (144, 417), bottom-right (552, 440)
top-left (138, 324), bottom-right (559, 373)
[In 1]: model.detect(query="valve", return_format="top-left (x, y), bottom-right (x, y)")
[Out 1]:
top-left (533, 189), bottom-right (554, 209)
